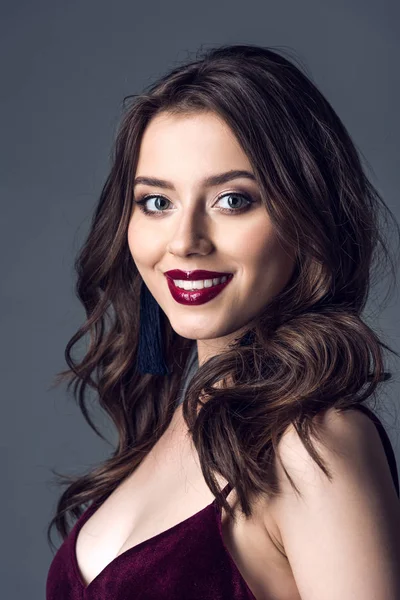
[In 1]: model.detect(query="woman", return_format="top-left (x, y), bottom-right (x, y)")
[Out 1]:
top-left (46, 44), bottom-right (400, 599)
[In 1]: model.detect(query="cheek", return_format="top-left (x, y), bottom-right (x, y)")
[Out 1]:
top-left (226, 219), bottom-right (277, 267)
top-left (233, 222), bottom-right (295, 292)
top-left (127, 219), bottom-right (156, 267)
top-left (258, 239), bottom-right (296, 297)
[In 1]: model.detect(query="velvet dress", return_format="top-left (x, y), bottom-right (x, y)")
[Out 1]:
top-left (46, 345), bottom-right (399, 599)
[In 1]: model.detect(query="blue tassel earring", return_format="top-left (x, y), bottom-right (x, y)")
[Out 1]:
top-left (137, 281), bottom-right (170, 376)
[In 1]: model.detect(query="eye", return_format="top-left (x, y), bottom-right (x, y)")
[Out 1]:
top-left (133, 191), bottom-right (255, 216)
top-left (216, 192), bottom-right (254, 214)
top-left (134, 195), bottom-right (172, 215)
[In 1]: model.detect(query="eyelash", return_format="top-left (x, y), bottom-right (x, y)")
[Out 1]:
top-left (133, 191), bottom-right (256, 217)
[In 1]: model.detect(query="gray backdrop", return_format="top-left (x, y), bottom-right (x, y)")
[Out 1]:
top-left (1, 1), bottom-right (399, 597)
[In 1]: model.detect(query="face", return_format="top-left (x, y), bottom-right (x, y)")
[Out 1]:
top-left (127, 111), bottom-right (296, 366)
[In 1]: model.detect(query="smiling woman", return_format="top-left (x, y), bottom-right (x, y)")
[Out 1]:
top-left (127, 110), bottom-right (296, 364)
top-left (46, 43), bottom-right (400, 600)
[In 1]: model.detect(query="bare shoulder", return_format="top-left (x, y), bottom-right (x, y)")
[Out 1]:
top-left (260, 406), bottom-right (400, 599)
top-left (266, 405), bottom-right (399, 511)
top-left (274, 405), bottom-right (395, 481)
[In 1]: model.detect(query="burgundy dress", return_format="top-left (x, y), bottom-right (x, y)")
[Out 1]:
top-left (46, 404), bottom-right (399, 600)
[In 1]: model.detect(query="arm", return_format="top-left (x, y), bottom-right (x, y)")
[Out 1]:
top-left (265, 407), bottom-right (400, 600)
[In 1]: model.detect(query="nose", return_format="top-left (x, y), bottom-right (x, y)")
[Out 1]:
top-left (166, 206), bottom-right (213, 258)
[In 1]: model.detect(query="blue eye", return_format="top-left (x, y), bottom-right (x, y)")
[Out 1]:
top-left (217, 193), bottom-right (253, 213)
top-left (133, 192), bottom-right (255, 216)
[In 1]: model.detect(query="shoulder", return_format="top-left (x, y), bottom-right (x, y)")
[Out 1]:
top-left (269, 405), bottom-right (398, 506)
top-left (262, 406), bottom-right (400, 598)
top-left (277, 406), bottom-right (377, 461)
top-left (274, 406), bottom-right (395, 486)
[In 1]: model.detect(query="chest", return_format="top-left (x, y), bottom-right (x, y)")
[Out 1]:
top-left (75, 408), bottom-right (301, 600)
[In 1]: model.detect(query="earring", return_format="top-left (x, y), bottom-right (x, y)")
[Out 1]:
top-left (137, 281), bottom-right (170, 376)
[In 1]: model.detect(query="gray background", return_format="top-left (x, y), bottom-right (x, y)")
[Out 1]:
top-left (1, 1), bottom-right (399, 597)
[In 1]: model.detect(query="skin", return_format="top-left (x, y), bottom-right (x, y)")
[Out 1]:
top-left (127, 111), bottom-right (296, 367)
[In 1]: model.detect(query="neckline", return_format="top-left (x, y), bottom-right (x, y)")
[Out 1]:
top-left (70, 482), bottom-right (235, 593)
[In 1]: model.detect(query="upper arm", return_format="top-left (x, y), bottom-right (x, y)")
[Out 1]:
top-left (265, 407), bottom-right (400, 600)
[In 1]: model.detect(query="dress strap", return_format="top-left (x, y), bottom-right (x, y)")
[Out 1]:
top-left (221, 481), bottom-right (233, 499)
top-left (346, 404), bottom-right (399, 497)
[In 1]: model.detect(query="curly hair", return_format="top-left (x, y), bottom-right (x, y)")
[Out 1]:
top-left (46, 43), bottom-right (400, 552)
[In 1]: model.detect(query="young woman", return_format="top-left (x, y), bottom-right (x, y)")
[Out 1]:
top-left (46, 44), bottom-right (400, 599)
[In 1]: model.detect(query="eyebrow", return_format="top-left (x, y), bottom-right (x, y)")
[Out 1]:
top-left (133, 169), bottom-right (257, 190)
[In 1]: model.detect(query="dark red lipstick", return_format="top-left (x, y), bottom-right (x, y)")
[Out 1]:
top-left (164, 270), bottom-right (234, 306)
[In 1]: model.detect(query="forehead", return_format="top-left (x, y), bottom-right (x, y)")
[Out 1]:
top-left (135, 112), bottom-right (253, 182)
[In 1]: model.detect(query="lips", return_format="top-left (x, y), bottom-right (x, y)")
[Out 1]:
top-left (165, 272), bottom-right (234, 305)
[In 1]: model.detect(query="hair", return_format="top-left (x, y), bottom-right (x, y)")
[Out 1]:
top-left (47, 43), bottom-right (400, 552)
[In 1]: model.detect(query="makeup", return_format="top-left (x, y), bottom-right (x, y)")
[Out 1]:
top-left (164, 273), bottom-right (234, 306)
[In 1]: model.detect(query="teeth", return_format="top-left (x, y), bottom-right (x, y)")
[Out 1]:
top-left (173, 275), bottom-right (228, 290)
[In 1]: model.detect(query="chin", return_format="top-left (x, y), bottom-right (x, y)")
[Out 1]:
top-left (172, 322), bottom-right (237, 343)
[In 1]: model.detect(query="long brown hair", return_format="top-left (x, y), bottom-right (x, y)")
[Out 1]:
top-left (47, 43), bottom-right (400, 552)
